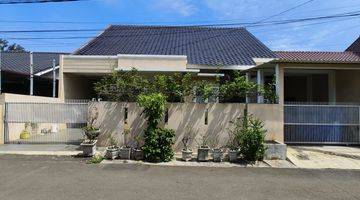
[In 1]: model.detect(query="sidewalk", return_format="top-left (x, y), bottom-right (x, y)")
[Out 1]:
top-left (0, 144), bottom-right (82, 156)
top-left (287, 146), bottom-right (360, 170)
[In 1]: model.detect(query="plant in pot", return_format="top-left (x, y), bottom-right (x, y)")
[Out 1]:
top-left (81, 107), bottom-right (100, 157)
top-left (20, 123), bottom-right (31, 139)
top-left (105, 135), bottom-right (119, 160)
top-left (209, 136), bottom-right (223, 162)
top-left (227, 118), bottom-right (241, 163)
top-left (181, 132), bottom-right (193, 161)
top-left (132, 134), bottom-right (144, 161)
top-left (119, 127), bottom-right (131, 160)
top-left (197, 135), bottom-right (211, 162)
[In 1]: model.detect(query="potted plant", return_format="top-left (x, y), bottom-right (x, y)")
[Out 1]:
top-left (105, 135), bottom-right (119, 160)
top-left (181, 132), bottom-right (192, 161)
top-left (20, 123), bottom-right (31, 139)
top-left (132, 134), bottom-right (144, 161)
top-left (197, 135), bottom-right (211, 162)
top-left (227, 119), bottom-right (240, 163)
top-left (81, 107), bottom-right (100, 157)
top-left (119, 127), bottom-right (131, 159)
top-left (212, 147), bottom-right (223, 162)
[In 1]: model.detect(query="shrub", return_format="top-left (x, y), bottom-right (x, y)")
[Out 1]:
top-left (151, 73), bottom-right (193, 102)
top-left (137, 93), bottom-right (175, 162)
top-left (94, 68), bottom-right (148, 102)
top-left (219, 72), bottom-right (257, 103)
top-left (137, 93), bottom-right (166, 129)
top-left (82, 125), bottom-right (100, 141)
top-left (194, 81), bottom-right (218, 103)
top-left (142, 128), bottom-right (175, 162)
top-left (87, 154), bottom-right (104, 164)
top-left (237, 116), bottom-right (266, 162)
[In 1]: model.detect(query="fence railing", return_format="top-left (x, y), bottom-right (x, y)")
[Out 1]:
top-left (284, 103), bottom-right (360, 144)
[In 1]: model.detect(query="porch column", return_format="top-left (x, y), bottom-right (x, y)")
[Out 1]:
top-left (275, 64), bottom-right (284, 104)
top-left (257, 70), bottom-right (264, 103)
top-left (30, 52), bottom-right (34, 96)
top-left (245, 72), bottom-right (251, 103)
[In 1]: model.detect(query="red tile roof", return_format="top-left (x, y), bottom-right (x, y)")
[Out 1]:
top-left (274, 51), bottom-right (360, 63)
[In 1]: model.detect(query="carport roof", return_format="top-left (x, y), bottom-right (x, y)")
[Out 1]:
top-left (73, 25), bottom-right (276, 67)
top-left (0, 52), bottom-right (68, 75)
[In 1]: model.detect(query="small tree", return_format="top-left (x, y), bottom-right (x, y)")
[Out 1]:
top-left (137, 93), bottom-right (175, 162)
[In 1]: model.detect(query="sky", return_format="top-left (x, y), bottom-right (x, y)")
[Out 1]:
top-left (0, 0), bottom-right (359, 53)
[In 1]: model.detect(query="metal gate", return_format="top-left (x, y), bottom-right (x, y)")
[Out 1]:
top-left (284, 104), bottom-right (360, 144)
top-left (4, 101), bottom-right (88, 144)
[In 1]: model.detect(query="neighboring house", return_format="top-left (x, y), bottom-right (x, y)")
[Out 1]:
top-left (0, 52), bottom-right (66, 97)
top-left (246, 36), bottom-right (360, 144)
top-left (59, 25), bottom-right (276, 99)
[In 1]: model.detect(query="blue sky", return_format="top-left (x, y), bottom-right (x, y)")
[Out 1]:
top-left (0, 0), bottom-right (359, 53)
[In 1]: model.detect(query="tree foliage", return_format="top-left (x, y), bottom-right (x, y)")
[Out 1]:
top-left (0, 39), bottom-right (26, 52)
top-left (137, 93), bottom-right (175, 162)
top-left (94, 69), bottom-right (148, 102)
top-left (219, 72), bottom-right (257, 103)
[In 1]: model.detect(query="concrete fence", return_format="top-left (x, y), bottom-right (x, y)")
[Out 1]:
top-left (91, 102), bottom-right (284, 151)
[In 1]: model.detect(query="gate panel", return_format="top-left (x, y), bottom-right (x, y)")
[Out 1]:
top-left (284, 104), bottom-right (360, 144)
top-left (4, 101), bottom-right (88, 144)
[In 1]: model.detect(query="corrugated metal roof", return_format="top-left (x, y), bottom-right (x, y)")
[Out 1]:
top-left (0, 52), bottom-right (67, 75)
top-left (74, 25), bottom-right (276, 67)
top-left (275, 51), bottom-right (360, 63)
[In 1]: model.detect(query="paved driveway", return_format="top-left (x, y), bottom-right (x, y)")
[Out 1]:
top-left (0, 155), bottom-right (359, 200)
top-left (287, 146), bottom-right (360, 169)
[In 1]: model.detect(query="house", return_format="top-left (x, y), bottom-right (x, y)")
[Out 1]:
top-left (58, 26), bottom-right (360, 145)
top-left (245, 36), bottom-right (360, 144)
top-left (59, 25), bottom-right (276, 99)
top-left (0, 52), bottom-right (66, 97)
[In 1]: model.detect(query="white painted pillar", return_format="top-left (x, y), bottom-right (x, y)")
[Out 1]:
top-left (30, 52), bottom-right (34, 96)
top-left (52, 59), bottom-right (56, 98)
top-left (257, 69), bottom-right (264, 103)
top-left (275, 64), bottom-right (284, 104)
top-left (245, 72), bottom-right (251, 103)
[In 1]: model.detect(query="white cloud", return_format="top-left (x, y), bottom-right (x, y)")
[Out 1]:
top-left (151, 0), bottom-right (197, 17)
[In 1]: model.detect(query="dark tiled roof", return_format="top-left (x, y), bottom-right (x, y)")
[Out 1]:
top-left (346, 36), bottom-right (360, 52)
top-left (74, 25), bottom-right (276, 66)
top-left (274, 51), bottom-right (360, 63)
top-left (0, 52), bottom-right (67, 75)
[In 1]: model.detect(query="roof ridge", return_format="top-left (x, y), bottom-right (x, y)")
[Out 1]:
top-left (275, 50), bottom-right (352, 54)
top-left (109, 24), bottom-right (246, 30)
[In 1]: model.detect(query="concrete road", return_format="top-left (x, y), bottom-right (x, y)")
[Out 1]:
top-left (0, 155), bottom-right (359, 200)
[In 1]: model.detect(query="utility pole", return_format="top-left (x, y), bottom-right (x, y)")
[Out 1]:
top-left (30, 52), bottom-right (34, 96)
top-left (52, 59), bottom-right (56, 97)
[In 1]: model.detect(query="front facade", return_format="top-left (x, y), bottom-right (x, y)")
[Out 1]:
top-left (59, 25), bottom-right (276, 100)
top-left (58, 26), bottom-right (360, 145)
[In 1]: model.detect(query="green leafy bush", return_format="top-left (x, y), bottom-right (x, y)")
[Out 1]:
top-left (137, 93), bottom-right (175, 162)
top-left (82, 125), bottom-right (100, 142)
top-left (137, 93), bottom-right (166, 128)
top-left (237, 115), bottom-right (266, 162)
top-left (142, 128), bottom-right (175, 162)
top-left (219, 72), bottom-right (257, 103)
top-left (151, 73), bottom-right (193, 102)
top-left (194, 81), bottom-right (218, 103)
top-left (87, 154), bottom-right (104, 164)
top-left (94, 68), bottom-right (148, 102)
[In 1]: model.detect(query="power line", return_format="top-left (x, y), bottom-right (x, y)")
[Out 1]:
top-left (3, 10), bottom-right (359, 41)
top-left (0, 0), bottom-right (89, 4)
